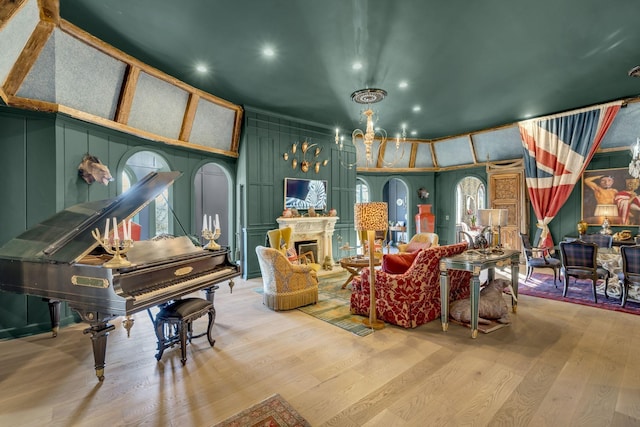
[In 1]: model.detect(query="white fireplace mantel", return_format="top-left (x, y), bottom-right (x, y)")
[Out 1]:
top-left (276, 216), bottom-right (339, 264)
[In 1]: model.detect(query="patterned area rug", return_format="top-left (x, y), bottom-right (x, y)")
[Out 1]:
top-left (519, 271), bottom-right (640, 315)
top-left (297, 271), bottom-right (374, 336)
top-left (212, 394), bottom-right (310, 427)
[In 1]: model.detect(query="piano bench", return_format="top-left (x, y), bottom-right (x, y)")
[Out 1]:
top-left (153, 297), bottom-right (216, 365)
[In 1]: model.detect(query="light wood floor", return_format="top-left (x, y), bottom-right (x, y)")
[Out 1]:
top-left (1, 271), bottom-right (640, 427)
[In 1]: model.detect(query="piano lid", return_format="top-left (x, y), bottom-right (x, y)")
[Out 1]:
top-left (0, 171), bottom-right (183, 264)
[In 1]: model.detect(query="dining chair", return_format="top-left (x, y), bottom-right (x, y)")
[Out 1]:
top-left (578, 233), bottom-right (613, 248)
top-left (559, 240), bottom-right (610, 303)
top-left (519, 232), bottom-right (561, 287)
top-left (619, 245), bottom-right (640, 307)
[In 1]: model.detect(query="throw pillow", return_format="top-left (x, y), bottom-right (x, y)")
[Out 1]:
top-left (382, 251), bottom-right (420, 274)
top-left (405, 241), bottom-right (431, 253)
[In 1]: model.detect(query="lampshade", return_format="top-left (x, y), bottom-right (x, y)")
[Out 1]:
top-left (354, 202), bottom-right (388, 231)
top-left (594, 204), bottom-right (618, 218)
top-left (476, 209), bottom-right (508, 227)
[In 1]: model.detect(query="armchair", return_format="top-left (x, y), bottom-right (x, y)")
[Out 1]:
top-left (579, 233), bottom-right (613, 248)
top-left (519, 232), bottom-right (561, 286)
top-left (396, 232), bottom-right (439, 253)
top-left (559, 240), bottom-right (610, 303)
top-left (350, 242), bottom-right (471, 328)
top-left (255, 246), bottom-right (318, 310)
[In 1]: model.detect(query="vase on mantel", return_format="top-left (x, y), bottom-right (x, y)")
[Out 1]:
top-left (415, 204), bottom-right (435, 233)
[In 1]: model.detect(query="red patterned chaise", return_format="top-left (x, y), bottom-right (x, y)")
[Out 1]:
top-left (350, 242), bottom-right (471, 328)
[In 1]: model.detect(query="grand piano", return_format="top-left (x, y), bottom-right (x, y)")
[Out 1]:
top-left (0, 171), bottom-right (240, 380)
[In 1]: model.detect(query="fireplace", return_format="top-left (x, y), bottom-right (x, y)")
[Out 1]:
top-left (276, 216), bottom-right (339, 265)
top-left (296, 240), bottom-right (318, 263)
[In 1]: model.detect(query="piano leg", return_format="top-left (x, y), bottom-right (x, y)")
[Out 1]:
top-left (83, 322), bottom-right (116, 381)
top-left (45, 299), bottom-right (61, 337)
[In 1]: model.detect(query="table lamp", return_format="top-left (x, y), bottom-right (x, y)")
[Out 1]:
top-left (354, 202), bottom-right (388, 330)
top-left (594, 204), bottom-right (617, 235)
top-left (477, 208), bottom-right (508, 247)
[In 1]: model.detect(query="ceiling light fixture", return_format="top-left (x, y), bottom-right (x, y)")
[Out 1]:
top-left (338, 88), bottom-right (406, 168)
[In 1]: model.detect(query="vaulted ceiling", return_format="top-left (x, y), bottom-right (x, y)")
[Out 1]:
top-left (3, 1), bottom-right (640, 169)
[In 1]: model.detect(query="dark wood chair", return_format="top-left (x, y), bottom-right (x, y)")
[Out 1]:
top-left (519, 232), bottom-right (561, 287)
top-left (618, 245), bottom-right (640, 307)
top-left (559, 241), bottom-right (610, 303)
top-left (579, 233), bottom-right (613, 248)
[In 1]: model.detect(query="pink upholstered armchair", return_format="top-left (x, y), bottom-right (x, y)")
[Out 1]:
top-left (350, 242), bottom-right (471, 328)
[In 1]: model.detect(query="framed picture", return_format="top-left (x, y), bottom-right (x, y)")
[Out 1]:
top-left (582, 167), bottom-right (640, 226)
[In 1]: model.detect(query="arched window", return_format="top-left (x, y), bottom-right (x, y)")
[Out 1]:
top-left (455, 176), bottom-right (486, 226)
top-left (356, 178), bottom-right (370, 203)
top-left (122, 151), bottom-right (171, 239)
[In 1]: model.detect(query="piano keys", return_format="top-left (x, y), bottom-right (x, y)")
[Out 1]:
top-left (0, 171), bottom-right (240, 381)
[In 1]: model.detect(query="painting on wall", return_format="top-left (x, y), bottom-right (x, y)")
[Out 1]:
top-left (582, 167), bottom-right (640, 226)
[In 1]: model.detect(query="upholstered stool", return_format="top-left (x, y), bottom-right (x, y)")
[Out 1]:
top-left (153, 297), bottom-right (216, 364)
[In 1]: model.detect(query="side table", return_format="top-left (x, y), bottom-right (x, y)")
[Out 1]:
top-left (439, 249), bottom-right (520, 338)
top-left (339, 256), bottom-right (381, 289)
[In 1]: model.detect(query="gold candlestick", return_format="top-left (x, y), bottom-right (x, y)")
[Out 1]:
top-left (202, 228), bottom-right (221, 250)
top-left (91, 228), bottom-right (134, 268)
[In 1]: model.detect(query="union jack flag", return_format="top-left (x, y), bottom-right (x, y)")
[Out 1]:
top-left (518, 102), bottom-right (621, 248)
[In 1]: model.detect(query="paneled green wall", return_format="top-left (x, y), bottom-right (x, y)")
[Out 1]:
top-left (239, 109), bottom-right (357, 278)
top-left (0, 106), bottom-right (237, 339)
top-left (1, 104), bottom-right (631, 337)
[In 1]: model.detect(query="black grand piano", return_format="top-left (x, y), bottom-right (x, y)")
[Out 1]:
top-left (0, 171), bottom-right (240, 380)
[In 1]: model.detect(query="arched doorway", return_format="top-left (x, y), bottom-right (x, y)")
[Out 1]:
top-left (384, 177), bottom-right (408, 248)
top-left (122, 150), bottom-right (171, 240)
top-left (194, 162), bottom-right (232, 247)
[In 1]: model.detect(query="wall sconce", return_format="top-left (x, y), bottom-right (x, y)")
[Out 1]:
top-left (283, 139), bottom-right (329, 173)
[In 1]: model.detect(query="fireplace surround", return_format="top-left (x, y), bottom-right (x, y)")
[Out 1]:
top-left (276, 216), bottom-right (339, 265)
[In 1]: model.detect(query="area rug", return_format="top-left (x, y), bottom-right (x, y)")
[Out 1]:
top-left (518, 271), bottom-right (640, 315)
top-left (297, 271), bottom-right (374, 337)
top-left (212, 394), bottom-right (310, 427)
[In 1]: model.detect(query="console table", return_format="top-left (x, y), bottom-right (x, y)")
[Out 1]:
top-left (439, 249), bottom-right (520, 338)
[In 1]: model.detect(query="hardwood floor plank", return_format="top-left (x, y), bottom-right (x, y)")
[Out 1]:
top-left (1, 276), bottom-right (640, 426)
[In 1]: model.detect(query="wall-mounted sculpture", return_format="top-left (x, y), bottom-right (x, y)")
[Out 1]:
top-left (78, 154), bottom-right (114, 185)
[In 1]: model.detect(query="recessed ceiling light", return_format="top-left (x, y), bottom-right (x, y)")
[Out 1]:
top-left (411, 130), bottom-right (417, 136)
top-left (195, 64), bottom-right (208, 73)
top-left (398, 81), bottom-right (408, 89)
top-left (412, 105), bottom-right (421, 112)
top-left (352, 61), bottom-right (363, 70)
top-left (263, 46), bottom-right (275, 58)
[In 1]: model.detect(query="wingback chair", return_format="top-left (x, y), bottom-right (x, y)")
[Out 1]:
top-left (350, 242), bottom-right (471, 328)
top-left (559, 240), bottom-right (610, 303)
top-left (255, 245), bottom-right (318, 310)
top-left (266, 226), bottom-right (321, 272)
top-left (396, 232), bottom-right (439, 253)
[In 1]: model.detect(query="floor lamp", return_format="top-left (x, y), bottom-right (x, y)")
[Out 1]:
top-left (354, 202), bottom-right (388, 330)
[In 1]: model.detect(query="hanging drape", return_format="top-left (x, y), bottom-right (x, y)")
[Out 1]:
top-left (518, 101), bottom-right (622, 249)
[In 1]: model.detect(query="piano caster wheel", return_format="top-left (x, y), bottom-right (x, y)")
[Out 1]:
top-left (96, 368), bottom-right (105, 382)
top-left (229, 280), bottom-right (235, 293)
top-left (51, 326), bottom-right (59, 338)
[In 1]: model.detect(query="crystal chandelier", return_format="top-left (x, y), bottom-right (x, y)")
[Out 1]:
top-left (629, 137), bottom-right (640, 178)
top-left (335, 88), bottom-right (406, 169)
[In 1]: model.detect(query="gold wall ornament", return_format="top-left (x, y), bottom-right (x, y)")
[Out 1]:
top-left (283, 138), bottom-right (329, 173)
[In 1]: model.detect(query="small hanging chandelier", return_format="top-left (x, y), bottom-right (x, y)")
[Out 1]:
top-left (335, 88), bottom-right (407, 169)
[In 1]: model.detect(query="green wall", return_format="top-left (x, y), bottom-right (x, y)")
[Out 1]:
top-left (239, 109), bottom-right (357, 278)
top-left (0, 106), bottom-right (237, 339)
top-left (1, 104), bottom-right (631, 337)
